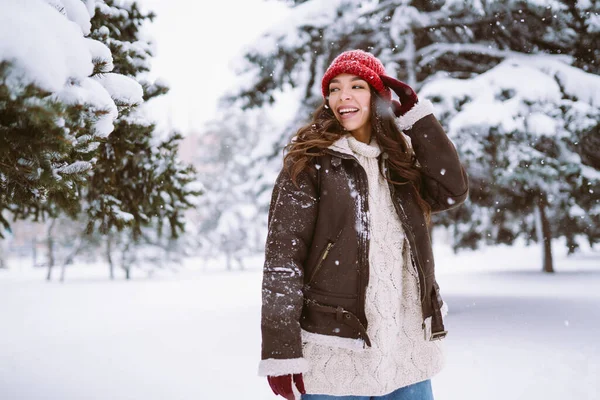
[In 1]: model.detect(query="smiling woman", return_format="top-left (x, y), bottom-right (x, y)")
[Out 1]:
top-left (258, 49), bottom-right (470, 400)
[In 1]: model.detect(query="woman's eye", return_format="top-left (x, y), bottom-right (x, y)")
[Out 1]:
top-left (329, 84), bottom-right (364, 93)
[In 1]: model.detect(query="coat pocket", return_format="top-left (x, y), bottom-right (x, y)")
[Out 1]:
top-left (306, 228), bottom-right (343, 285)
top-left (301, 288), bottom-right (360, 338)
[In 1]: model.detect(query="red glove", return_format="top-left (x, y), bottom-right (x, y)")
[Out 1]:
top-left (380, 75), bottom-right (419, 117)
top-left (267, 374), bottom-right (306, 400)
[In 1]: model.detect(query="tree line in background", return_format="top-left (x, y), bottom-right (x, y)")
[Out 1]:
top-left (199, 0), bottom-right (599, 273)
top-left (0, 0), bottom-right (200, 279)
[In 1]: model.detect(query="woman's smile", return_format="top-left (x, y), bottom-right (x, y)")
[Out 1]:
top-left (337, 106), bottom-right (360, 120)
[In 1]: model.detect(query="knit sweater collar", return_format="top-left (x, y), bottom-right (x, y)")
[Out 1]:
top-left (329, 134), bottom-right (381, 159)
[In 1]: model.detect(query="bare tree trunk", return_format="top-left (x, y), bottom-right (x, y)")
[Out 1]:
top-left (123, 265), bottom-right (131, 280)
top-left (45, 219), bottom-right (56, 281)
top-left (60, 233), bottom-right (85, 283)
top-left (32, 237), bottom-right (37, 268)
top-left (452, 222), bottom-right (461, 254)
top-left (107, 234), bottom-right (114, 280)
top-left (536, 193), bottom-right (554, 273)
top-left (0, 233), bottom-right (6, 269)
top-left (121, 241), bottom-right (131, 280)
top-left (0, 245), bottom-right (5, 269)
top-left (59, 262), bottom-right (66, 282)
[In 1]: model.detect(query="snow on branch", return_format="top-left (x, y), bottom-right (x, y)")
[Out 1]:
top-left (93, 73), bottom-right (144, 106)
top-left (416, 43), bottom-right (574, 68)
top-left (0, 0), bottom-right (94, 92)
top-left (53, 77), bottom-right (118, 138)
top-left (55, 161), bottom-right (93, 175)
top-left (85, 38), bottom-right (114, 73)
top-left (60, 0), bottom-right (93, 35)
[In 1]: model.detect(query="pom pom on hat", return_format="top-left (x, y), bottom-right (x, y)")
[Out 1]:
top-left (321, 50), bottom-right (392, 102)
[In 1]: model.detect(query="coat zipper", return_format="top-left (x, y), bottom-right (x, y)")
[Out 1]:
top-left (307, 228), bottom-right (344, 286)
top-left (308, 241), bottom-right (334, 285)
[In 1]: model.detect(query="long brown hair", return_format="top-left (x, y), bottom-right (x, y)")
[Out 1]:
top-left (283, 87), bottom-right (432, 224)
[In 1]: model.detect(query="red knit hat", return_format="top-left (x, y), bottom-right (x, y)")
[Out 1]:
top-left (321, 49), bottom-right (392, 102)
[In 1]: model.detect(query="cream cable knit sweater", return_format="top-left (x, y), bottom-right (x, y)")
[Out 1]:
top-left (301, 135), bottom-right (445, 396)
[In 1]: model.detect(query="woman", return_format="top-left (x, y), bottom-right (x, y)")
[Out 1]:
top-left (258, 50), bottom-right (469, 400)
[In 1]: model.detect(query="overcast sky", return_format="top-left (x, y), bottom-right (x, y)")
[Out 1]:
top-left (138, 0), bottom-right (289, 133)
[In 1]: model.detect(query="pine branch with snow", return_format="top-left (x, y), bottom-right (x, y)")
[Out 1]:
top-left (0, 0), bottom-right (127, 235)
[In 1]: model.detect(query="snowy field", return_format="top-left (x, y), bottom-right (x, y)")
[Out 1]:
top-left (0, 238), bottom-right (598, 400)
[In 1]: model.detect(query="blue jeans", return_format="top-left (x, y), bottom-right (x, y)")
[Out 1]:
top-left (301, 379), bottom-right (434, 400)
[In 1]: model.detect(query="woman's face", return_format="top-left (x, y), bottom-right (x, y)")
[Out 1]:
top-left (328, 73), bottom-right (371, 137)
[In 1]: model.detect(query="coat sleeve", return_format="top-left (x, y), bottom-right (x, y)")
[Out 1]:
top-left (397, 99), bottom-right (469, 213)
top-left (258, 161), bottom-right (319, 377)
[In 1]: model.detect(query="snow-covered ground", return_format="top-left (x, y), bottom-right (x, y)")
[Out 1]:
top-left (0, 238), bottom-right (598, 400)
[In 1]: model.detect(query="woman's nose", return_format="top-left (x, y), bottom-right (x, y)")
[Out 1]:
top-left (339, 88), bottom-right (352, 100)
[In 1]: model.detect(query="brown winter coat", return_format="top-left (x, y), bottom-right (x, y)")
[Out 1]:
top-left (261, 113), bottom-right (469, 363)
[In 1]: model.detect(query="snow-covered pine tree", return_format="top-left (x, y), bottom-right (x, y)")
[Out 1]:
top-left (419, 0), bottom-right (600, 269)
top-left (219, 0), bottom-right (599, 270)
top-left (0, 0), bottom-right (127, 238)
top-left (420, 57), bottom-right (600, 272)
top-left (84, 0), bottom-right (199, 279)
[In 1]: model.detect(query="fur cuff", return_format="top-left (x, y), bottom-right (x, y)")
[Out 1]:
top-left (301, 329), bottom-right (366, 351)
top-left (397, 99), bottom-right (435, 131)
top-left (258, 357), bottom-right (309, 377)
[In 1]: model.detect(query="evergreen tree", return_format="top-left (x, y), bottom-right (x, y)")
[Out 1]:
top-left (420, 57), bottom-right (600, 271)
top-left (84, 0), bottom-right (200, 279)
top-left (0, 0), bottom-right (129, 237)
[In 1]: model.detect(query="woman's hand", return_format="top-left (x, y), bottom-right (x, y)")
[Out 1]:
top-left (380, 75), bottom-right (419, 117)
top-left (267, 373), bottom-right (306, 399)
